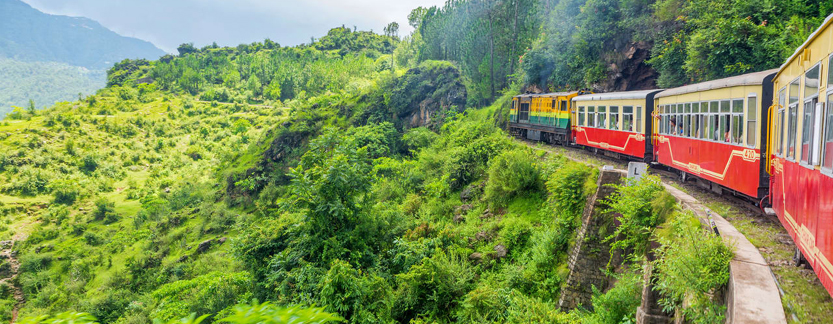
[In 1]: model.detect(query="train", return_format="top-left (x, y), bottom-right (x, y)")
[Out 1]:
top-left (508, 13), bottom-right (833, 298)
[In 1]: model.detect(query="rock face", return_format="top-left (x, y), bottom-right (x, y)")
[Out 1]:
top-left (387, 61), bottom-right (467, 130)
top-left (596, 41), bottom-right (658, 92)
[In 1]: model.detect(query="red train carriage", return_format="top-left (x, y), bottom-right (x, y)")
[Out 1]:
top-left (768, 13), bottom-right (833, 297)
top-left (653, 69), bottom-right (776, 199)
top-left (571, 90), bottom-right (661, 162)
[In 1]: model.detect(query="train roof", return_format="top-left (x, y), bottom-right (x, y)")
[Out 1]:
top-left (655, 69), bottom-right (778, 98)
top-left (572, 89), bottom-right (663, 101)
top-left (515, 91), bottom-right (579, 98)
top-left (777, 12), bottom-right (833, 79)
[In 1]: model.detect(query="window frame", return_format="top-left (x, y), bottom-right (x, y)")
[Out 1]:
top-left (588, 106), bottom-right (596, 128)
top-left (801, 63), bottom-right (822, 166)
top-left (598, 106), bottom-right (607, 130)
top-left (776, 88), bottom-right (786, 157)
top-left (610, 106), bottom-right (620, 130)
top-left (788, 77), bottom-right (801, 161)
top-left (746, 94), bottom-right (758, 148)
top-left (579, 106), bottom-right (586, 127)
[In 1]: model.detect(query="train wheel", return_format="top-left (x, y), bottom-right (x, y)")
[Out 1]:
top-left (794, 246), bottom-right (809, 268)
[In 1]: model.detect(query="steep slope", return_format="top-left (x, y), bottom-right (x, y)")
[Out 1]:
top-left (0, 0), bottom-right (165, 70)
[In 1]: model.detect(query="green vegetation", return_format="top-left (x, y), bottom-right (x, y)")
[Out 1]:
top-left (2, 0), bottom-right (827, 322)
top-left (407, 0), bottom-right (831, 93)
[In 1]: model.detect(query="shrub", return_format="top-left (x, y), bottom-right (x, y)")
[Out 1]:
top-left (584, 269), bottom-right (643, 324)
top-left (402, 127), bottom-right (438, 154)
top-left (484, 149), bottom-right (542, 207)
top-left (604, 175), bottom-right (670, 259)
top-left (149, 272), bottom-right (252, 322)
top-left (505, 292), bottom-right (580, 324)
top-left (93, 197), bottom-right (120, 224)
top-left (456, 279), bottom-right (508, 323)
top-left (546, 161), bottom-right (596, 220)
top-left (394, 250), bottom-right (476, 322)
top-left (653, 212), bottom-right (734, 324)
top-left (318, 260), bottom-right (393, 322)
top-left (9, 166), bottom-right (51, 195)
top-left (50, 179), bottom-right (83, 205)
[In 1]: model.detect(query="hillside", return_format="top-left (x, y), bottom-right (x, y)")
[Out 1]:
top-left (1, 1), bottom-right (832, 323)
top-left (0, 0), bottom-right (165, 70)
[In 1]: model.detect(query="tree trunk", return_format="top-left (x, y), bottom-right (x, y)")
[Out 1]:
top-left (489, 10), bottom-right (496, 100)
top-left (510, 0), bottom-right (520, 74)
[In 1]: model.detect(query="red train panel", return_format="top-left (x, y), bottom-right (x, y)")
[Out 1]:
top-left (770, 157), bottom-right (833, 296)
top-left (654, 135), bottom-right (761, 197)
top-left (574, 126), bottom-right (646, 159)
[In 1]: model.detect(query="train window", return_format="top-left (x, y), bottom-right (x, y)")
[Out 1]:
top-left (598, 106), bottom-right (607, 129)
top-left (579, 106), bottom-right (585, 126)
top-left (828, 55), bottom-right (833, 88)
top-left (823, 93), bottom-right (833, 170)
top-left (721, 100), bottom-right (730, 113)
top-left (588, 106), bottom-right (595, 127)
top-left (720, 115), bottom-right (731, 143)
top-left (732, 99), bottom-right (744, 144)
top-left (747, 96), bottom-right (757, 147)
top-left (805, 64), bottom-right (820, 99)
top-left (684, 103), bottom-right (691, 137)
top-left (623, 106), bottom-right (633, 132)
top-left (710, 115), bottom-right (719, 141)
top-left (801, 100), bottom-right (816, 164)
top-left (789, 78), bottom-right (800, 105)
top-left (636, 106), bottom-right (642, 133)
top-left (699, 115), bottom-right (706, 139)
top-left (788, 103), bottom-right (798, 159)
top-left (710, 101), bottom-right (718, 113)
top-left (777, 88), bottom-right (786, 156)
top-left (610, 106), bottom-right (620, 130)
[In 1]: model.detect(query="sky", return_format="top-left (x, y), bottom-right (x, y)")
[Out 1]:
top-left (21, 0), bottom-right (447, 53)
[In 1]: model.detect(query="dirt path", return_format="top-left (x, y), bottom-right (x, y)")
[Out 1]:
top-left (0, 240), bottom-right (23, 323)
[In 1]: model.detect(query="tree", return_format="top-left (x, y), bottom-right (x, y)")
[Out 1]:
top-left (27, 99), bottom-right (36, 115)
top-left (384, 22), bottom-right (400, 70)
top-left (177, 43), bottom-right (198, 56)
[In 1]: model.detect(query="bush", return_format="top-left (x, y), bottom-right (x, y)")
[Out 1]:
top-left (149, 272), bottom-right (252, 322)
top-left (654, 212), bottom-right (734, 324)
top-left (484, 149), bottom-right (542, 207)
top-left (546, 161), bottom-right (596, 220)
top-left (9, 166), bottom-right (51, 195)
top-left (402, 127), bottom-right (438, 154)
top-left (50, 179), bottom-right (83, 205)
top-left (394, 250), bottom-right (476, 322)
top-left (583, 269), bottom-right (643, 324)
top-left (93, 197), bottom-right (120, 224)
top-left (604, 175), bottom-right (670, 259)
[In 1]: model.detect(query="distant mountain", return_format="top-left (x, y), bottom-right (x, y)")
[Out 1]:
top-left (0, 58), bottom-right (105, 118)
top-left (0, 0), bottom-right (165, 70)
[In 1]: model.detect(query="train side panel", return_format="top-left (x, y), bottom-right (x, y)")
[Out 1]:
top-left (769, 13), bottom-right (833, 297)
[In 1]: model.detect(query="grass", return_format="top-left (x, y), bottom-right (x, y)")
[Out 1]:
top-left (706, 201), bottom-right (833, 323)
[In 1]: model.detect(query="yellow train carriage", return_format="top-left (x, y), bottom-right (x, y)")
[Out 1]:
top-left (509, 91), bottom-right (583, 143)
top-left (653, 69), bottom-right (775, 198)
top-left (768, 13), bottom-right (833, 298)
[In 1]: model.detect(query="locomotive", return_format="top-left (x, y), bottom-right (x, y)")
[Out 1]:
top-left (508, 13), bottom-right (833, 298)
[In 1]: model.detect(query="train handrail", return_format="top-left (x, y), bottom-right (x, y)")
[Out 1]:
top-left (765, 103), bottom-right (781, 175)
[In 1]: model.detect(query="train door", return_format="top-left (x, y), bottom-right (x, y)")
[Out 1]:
top-left (560, 100), bottom-right (569, 129)
top-left (519, 101), bottom-right (530, 123)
